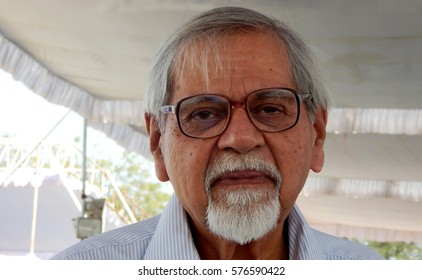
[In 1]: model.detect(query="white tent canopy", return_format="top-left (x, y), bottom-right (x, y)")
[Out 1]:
top-left (0, 0), bottom-right (421, 243)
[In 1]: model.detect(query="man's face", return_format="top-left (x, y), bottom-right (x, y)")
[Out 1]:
top-left (147, 32), bottom-right (326, 243)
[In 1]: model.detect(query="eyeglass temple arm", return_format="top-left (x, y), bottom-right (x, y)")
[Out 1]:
top-left (160, 105), bottom-right (176, 114)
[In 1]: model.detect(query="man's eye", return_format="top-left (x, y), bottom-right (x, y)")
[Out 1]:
top-left (184, 106), bottom-right (227, 124)
top-left (253, 105), bottom-right (286, 116)
top-left (261, 106), bottom-right (284, 114)
top-left (191, 110), bottom-right (216, 120)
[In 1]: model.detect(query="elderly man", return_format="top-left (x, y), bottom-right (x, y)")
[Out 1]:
top-left (53, 6), bottom-right (383, 260)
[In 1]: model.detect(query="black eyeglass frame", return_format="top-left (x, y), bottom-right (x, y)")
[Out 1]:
top-left (160, 87), bottom-right (312, 139)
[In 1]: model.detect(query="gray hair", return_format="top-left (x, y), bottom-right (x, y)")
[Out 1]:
top-left (144, 6), bottom-right (330, 131)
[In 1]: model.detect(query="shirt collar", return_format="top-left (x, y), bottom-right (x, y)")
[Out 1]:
top-left (287, 204), bottom-right (326, 259)
top-left (144, 194), bottom-right (200, 259)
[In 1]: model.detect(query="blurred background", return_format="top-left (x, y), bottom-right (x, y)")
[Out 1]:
top-left (0, 0), bottom-right (421, 259)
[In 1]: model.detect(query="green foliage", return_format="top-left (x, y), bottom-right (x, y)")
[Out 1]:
top-left (99, 151), bottom-right (171, 223)
top-left (358, 240), bottom-right (422, 260)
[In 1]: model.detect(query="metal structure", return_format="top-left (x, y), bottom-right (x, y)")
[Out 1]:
top-left (0, 138), bottom-right (137, 241)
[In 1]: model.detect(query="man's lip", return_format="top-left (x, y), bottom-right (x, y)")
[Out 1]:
top-left (211, 170), bottom-right (275, 187)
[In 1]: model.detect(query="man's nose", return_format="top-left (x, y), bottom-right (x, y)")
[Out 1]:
top-left (217, 107), bottom-right (265, 153)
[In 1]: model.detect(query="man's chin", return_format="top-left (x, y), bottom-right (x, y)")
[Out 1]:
top-left (205, 188), bottom-right (280, 244)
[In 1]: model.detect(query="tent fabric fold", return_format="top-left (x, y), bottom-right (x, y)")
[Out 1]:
top-left (0, 33), bottom-right (150, 159)
top-left (328, 108), bottom-right (422, 136)
top-left (305, 176), bottom-right (422, 202)
top-left (0, 33), bottom-right (145, 127)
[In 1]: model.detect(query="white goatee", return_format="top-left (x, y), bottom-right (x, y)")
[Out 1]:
top-left (205, 153), bottom-right (282, 244)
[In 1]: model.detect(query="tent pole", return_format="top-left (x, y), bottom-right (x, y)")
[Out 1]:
top-left (81, 118), bottom-right (88, 217)
top-left (29, 183), bottom-right (39, 255)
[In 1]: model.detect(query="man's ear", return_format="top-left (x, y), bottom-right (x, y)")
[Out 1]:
top-left (145, 114), bottom-right (169, 182)
top-left (310, 108), bottom-right (327, 173)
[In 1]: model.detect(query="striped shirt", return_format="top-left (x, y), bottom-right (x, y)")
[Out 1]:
top-left (52, 194), bottom-right (384, 260)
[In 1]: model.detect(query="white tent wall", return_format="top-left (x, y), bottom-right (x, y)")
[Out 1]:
top-left (0, 0), bottom-right (421, 245)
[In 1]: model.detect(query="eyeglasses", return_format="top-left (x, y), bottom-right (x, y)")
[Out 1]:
top-left (160, 87), bottom-right (312, 139)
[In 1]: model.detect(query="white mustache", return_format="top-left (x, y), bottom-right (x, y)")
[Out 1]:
top-left (205, 153), bottom-right (282, 192)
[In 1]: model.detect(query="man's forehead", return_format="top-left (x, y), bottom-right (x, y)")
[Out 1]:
top-left (171, 32), bottom-right (289, 93)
